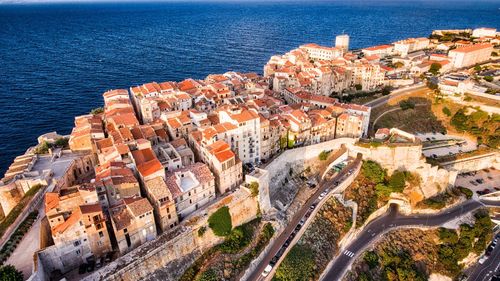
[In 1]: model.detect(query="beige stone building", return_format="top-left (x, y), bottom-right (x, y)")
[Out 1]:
top-left (109, 197), bottom-right (157, 255)
top-left (40, 185), bottom-right (111, 273)
top-left (144, 177), bottom-right (179, 232)
top-left (165, 162), bottom-right (216, 220)
top-left (94, 161), bottom-right (140, 208)
top-left (203, 140), bottom-right (243, 194)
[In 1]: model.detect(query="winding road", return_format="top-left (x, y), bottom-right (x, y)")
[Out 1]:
top-left (321, 199), bottom-right (500, 281)
top-left (246, 156), bottom-right (362, 281)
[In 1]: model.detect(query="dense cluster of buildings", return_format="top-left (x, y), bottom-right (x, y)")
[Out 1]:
top-left (6, 27), bottom-right (498, 277)
top-left (37, 49), bottom-right (373, 274)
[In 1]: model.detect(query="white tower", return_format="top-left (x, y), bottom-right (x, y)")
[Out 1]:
top-left (335, 34), bottom-right (349, 53)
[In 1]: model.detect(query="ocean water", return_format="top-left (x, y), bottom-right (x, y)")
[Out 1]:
top-left (0, 0), bottom-right (499, 175)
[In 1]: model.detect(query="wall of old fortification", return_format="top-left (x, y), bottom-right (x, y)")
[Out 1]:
top-left (350, 143), bottom-right (457, 199)
top-left (440, 152), bottom-right (500, 173)
top-left (264, 138), bottom-right (356, 193)
top-left (75, 187), bottom-right (259, 281)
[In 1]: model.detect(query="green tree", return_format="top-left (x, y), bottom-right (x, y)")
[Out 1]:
top-left (474, 65), bottom-right (482, 72)
top-left (483, 76), bottom-right (493, 82)
top-left (318, 150), bottom-right (330, 161)
top-left (275, 244), bottom-right (316, 281)
top-left (442, 107), bottom-right (452, 116)
top-left (208, 206), bottom-right (232, 237)
top-left (90, 107), bottom-right (104, 115)
top-left (438, 227), bottom-right (459, 244)
top-left (355, 84), bottom-right (363, 91)
top-left (388, 171), bottom-right (406, 192)
top-left (363, 251), bottom-right (379, 269)
top-left (0, 265), bottom-right (23, 281)
top-left (196, 269), bottom-right (218, 281)
top-left (248, 181), bottom-right (259, 197)
top-left (382, 86), bottom-right (392, 96)
top-left (429, 63), bottom-right (442, 75)
top-left (362, 160), bottom-right (386, 184)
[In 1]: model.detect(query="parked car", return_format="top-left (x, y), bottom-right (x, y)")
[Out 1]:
top-left (262, 264), bottom-right (273, 277)
top-left (86, 261), bottom-right (95, 272)
top-left (96, 257), bottom-right (104, 269)
top-left (79, 264), bottom-right (87, 274)
top-left (104, 252), bottom-right (113, 263)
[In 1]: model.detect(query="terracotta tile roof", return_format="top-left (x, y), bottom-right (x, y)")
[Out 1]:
top-left (45, 192), bottom-right (60, 213)
top-left (79, 203), bottom-right (102, 214)
top-left (124, 197), bottom-right (153, 217)
top-left (52, 208), bottom-right (81, 235)
top-left (131, 148), bottom-right (163, 178)
top-left (145, 176), bottom-right (172, 201)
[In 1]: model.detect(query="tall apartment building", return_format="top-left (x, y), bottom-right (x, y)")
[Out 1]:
top-left (203, 140), bottom-right (243, 194)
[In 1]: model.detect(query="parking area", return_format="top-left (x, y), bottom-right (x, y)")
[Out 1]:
top-left (455, 168), bottom-right (500, 196)
top-left (416, 133), bottom-right (477, 158)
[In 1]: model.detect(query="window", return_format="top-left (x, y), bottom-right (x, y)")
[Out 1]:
top-left (99, 231), bottom-right (104, 238)
top-left (76, 249), bottom-right (81, 255)
top-left (74, 240), bottom-right (81, 247)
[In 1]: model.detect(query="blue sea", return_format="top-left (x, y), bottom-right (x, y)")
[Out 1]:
top-left (0, 0), bottom-right (499, 175)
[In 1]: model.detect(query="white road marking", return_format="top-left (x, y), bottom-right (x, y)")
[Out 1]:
top-left (344, 250), bottom-right (355, 257)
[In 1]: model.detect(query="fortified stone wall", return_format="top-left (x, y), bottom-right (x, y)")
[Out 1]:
top-left (350, 143), bottom-right (457, 199)
top-left (264, 138), bottom-right (356, 194)
top-left (440, 152), bottom-right (500, 172)
top-left (72, 187), bottom-right (259, 281)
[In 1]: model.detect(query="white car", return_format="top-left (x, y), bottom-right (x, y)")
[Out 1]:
top-left (478, 256), bottom-right (488, 264)
top-left (262, 264), bottom-right (273, 277)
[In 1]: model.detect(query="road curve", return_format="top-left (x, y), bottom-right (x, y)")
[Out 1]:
top-left (321, 200), bottom-right (484, 281)
top-left (363, 84), bottom-right (427, 108)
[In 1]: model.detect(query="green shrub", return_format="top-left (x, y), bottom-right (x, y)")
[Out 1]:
top-left (442, 107), bottom-right (452, 116)
top-left (456, 186), bottom-right (473, 199)
top-left (275, 244), bottom-right (316, 281)
top-left (399, 100), bottom-right (415, 110)
top-left (198, 226), bottom-right (207, 237)
top-left (387, 171), bottom-right (406, 193)
top-left (54, 137), bottom-right (69, 147)
top-left (483, 76), bottom-right (494, 82)
top-left (363, 251), bottom-right (379, 269)
top-left (208, 206), bottom-right (232, 237)
top-left (196, 269), bottom-right (218, 281)
top-left (0, 265), bottom-right (23, 281)
top-left (362, 161), bottom-right (386, 184)
top-left (318, 150), bottom-right (330, 161)
top-left (90, 107), bottom-right (104, 115)
top-left (248, 182), bottom-right (259, 197)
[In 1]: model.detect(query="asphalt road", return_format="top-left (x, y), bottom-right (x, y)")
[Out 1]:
top-left (363, 84), bottom-right (427, 108)
top-left (467, 237), bottom-right (500, 281)
top-left (322, 200), bottom-right (486, 281)
top-left (246, 157), bottom-right (362, 281)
